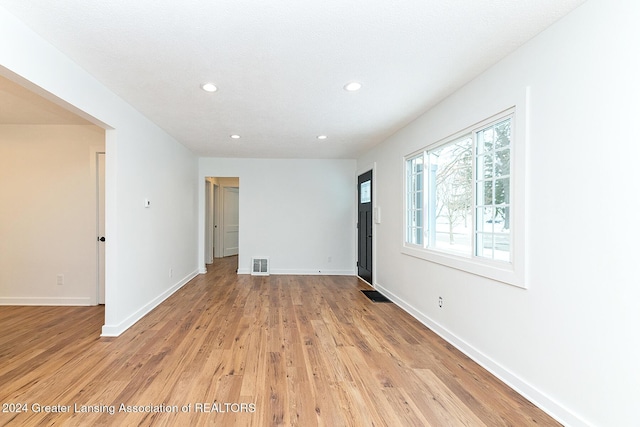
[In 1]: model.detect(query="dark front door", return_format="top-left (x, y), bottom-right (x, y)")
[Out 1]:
top-left (357, 170), bottom-right (373, 283)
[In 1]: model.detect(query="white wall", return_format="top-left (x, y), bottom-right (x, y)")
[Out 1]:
top-left (357, 0), bottom-right (640, 426)
top-left (199, 158), bottom-right (356, 275)
top-left (0, 125), bottom-right (104, 305)
top-left (0, 7), bottom-right (199, 336)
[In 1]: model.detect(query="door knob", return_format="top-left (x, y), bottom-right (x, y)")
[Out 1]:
top-left (98, 236), bottom-right (106, 242)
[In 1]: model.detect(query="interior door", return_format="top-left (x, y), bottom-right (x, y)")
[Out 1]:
top-left (222, 186), bottom-right (239, 257)
top-left (357, 170), bottom-right (373, 283)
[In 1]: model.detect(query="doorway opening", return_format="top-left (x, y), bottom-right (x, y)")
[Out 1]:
top-left (0, 71), bottom-right (109, 333)
top-left (205, 177), bottom-right (240, 271)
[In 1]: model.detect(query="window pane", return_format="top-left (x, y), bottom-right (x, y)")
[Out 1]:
top-left (482, 154), bottom-right (493, 179)
top-left (436, 226), bottom-right (471, 255)
top-left (494, 232), bottom-right (510, 262)
top-left (474, 116), bottom-right (512, 262)
top-left (476, 232), bottom-right (494, 259)
top-left (413, 156), bottom-right (424, 173)
top-left (477, 206), bottom-right (495, 231)
top-left (478, 128), bottom-right (493, 153)
top-left (406, 154), bottom-right (425, 246)
top-left (416, 230), bottom-right (423, 245)
top-left (431, 136), bottom-right (472, 255)
top-left (408, 226), bottom-right (423, 245)
top-left (360, 180), bottom-right (371, 203)
top-left (476, 206), bottom-right (485, 226)
top-left (408, 209), bottom-right (423, 228)
top-left (496, 178), bottom-right (509, 204)
top-left (495, 149), bottom-right (510, 177)
top-left (494, 119), bottom-right (511, 150)
top-left (484, 181), bottom-right (493, 205)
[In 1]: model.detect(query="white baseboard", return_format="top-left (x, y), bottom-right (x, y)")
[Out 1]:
top-left (237, 268), bottom-right (355, 276)
top-left (374, 282), bottom-right (592, 427)
top-left (0, 297), bottom-right (93, 306)
top-left (271, 268), bottom-right (355, 275)
top-left (101, 269), bottom-right (198, 337)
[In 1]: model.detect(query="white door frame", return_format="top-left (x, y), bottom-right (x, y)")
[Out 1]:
top-left (213, 183), bottom-right (220, 258)
top-left (205, 179), bottom-right (214, 264)
top-left (94, 150), bottom-right (106, 305)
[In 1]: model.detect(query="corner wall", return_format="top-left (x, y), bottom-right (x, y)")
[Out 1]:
top-left (357, 0), bottom-right (640, 425)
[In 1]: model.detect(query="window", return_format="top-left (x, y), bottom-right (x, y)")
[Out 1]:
top-left (404, 111), bottom-right (519, 284)
top-left (427, 135), bottom-right (473, 256)
top-left (360, 180), bottom-right (371, 203)
top-left (475, 118), bottom-right (511, 262)
top-left (405, 155), bottom-right (424, 245)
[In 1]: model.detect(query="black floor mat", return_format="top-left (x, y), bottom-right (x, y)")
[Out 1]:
top-left (361, 290), bottom-right (392, 303)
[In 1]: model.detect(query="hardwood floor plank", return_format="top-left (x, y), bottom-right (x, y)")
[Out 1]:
top-left (381, 387), bottom-right (435, 427)
top-left (414, 368), bottom-right (488, 426)
top-left (0, 256), bottom-right (561, 426)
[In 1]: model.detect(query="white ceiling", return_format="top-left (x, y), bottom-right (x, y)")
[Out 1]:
top-left (0, 0), bottom-right (584, 158)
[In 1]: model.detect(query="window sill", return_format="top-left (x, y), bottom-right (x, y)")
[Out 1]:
top-left (401, 244), bottom-right (526, 289)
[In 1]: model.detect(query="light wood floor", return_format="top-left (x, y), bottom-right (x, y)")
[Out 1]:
top-left (0, 256), bottom-right (560, 426)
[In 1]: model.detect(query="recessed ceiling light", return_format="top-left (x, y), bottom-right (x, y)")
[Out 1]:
top-left (230, 134), bottom-right (241, 139)
top-left (201, 82), bottom-right (218, 92)
top-left (343, 81), bottom-right (362, 92)
top-left (317, 135), bottom-right (328, 140)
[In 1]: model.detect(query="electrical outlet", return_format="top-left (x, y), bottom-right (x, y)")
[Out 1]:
top-left (169, 268), bottom-right (173, 278)
top-left (438, 296), bottom-right (443, 308)
top-left (57, 274), bottom-right (64, 286)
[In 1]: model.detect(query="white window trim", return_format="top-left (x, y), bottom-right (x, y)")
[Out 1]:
top-left (402, 92), bottom-right (528, 288)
